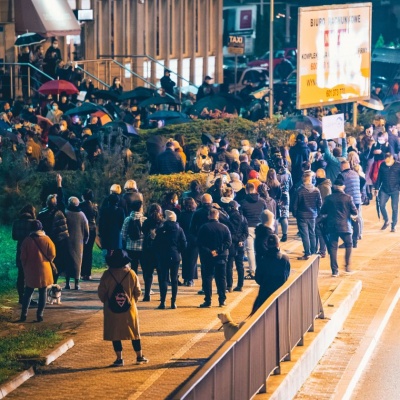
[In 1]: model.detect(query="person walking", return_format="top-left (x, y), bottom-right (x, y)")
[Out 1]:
top-left (65, 197), bottom-right (89, 290)
top-left (276, 159), bottom-right (293, 242)
top-left (292, 172), bottom-right (322, 260)
top-left (226, 201), bottom-right (248, 292)
top-left (251, 234), bottom-right (290, 315)
top-left (98, 249), bottom-right (148, 367)
top-left (240, 183), bottom-right (267, 279)
top-left (12, 205), bottom-right (39, 304)
top-left (141, 204), bottom-right (164, 301)
top-left (154, 211), bottom-right (187, 309)
top-left (320, 177), bottom-right (358, 276)
top-left (197, 208), bottom-right (232, 308)
top-left (374, 152), bottom-right (400, 232)
top-left (80, 189), bottom-right (98, 280)
top-left (19, 221), bottom-right (55, 322)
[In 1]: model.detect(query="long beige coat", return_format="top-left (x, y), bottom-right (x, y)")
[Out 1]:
top-left (20, 231), bottom-right (55, 288)
top-left (98, 266), bottom-right (142, 341)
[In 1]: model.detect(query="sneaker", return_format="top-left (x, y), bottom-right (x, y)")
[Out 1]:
top-left (199, 302), bottom-right (211, 308)
top-left (345, 266), bottom-right (355, 275)
top-left (111, 358), bottom-right (124, 367)
top-left (331, 273), bottom-right (339, 277)
top-left (297, 255), bottom-right (310, 260)
top-left (281, 234), bottom-right (288, 242)
top-left (353, 243), bottom-right (358, 248)
top-left (188, 280), bottom-right (194, 287)
top-left (244, 273), bottom-right (255, 280)
top-left (142, 296), bottom-right (150, 302)
top-left (219, 301), bottom-right (227, 307)
top-left (226, 287), bottom-right (233, 293)
top-left (233, 287), bottom-right (243, 292)
top-left (74, 285), bottom-right (81, 290)
top-left (197, 290), bottom-right (205, 295)
top-left (30, 300), bottom-right (38, 306)
top-left (157, 303), bottom-right (166, 310)
top-left (381, 221), bottom-right (389, 230)
top-left (319, 253), bottom-right (326, 258)
top-left (391, 227), bottom-right (396, 233)
top-left (64, 284), bottom-right (71, 290)
top-left (136, 356), bottom-right (149, 365)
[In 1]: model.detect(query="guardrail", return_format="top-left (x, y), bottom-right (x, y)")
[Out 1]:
top-left (172, 255), bottom-right (323, 400)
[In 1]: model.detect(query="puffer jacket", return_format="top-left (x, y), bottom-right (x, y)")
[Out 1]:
top-left (339, 169), bottom-right (362, 205)
top-left (240, 193), bottom-right (267, 227)
top-left (292, 184), bottom-right (322, 219)
top-left (38, 207), bottom-right (69, 243)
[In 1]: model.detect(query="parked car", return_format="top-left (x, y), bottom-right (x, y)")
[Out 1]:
top-left (247, 48), bottom-right (297, 69)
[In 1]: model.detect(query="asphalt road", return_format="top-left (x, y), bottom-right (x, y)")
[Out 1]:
top-left (352, 301), bottom-right (400, 400)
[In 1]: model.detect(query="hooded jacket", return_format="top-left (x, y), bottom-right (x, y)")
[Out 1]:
top-left (289, 141), bottom-right (310, 183)
top-left (292, 183), bottom-right (322, 219)
top-left (240, 193), bottom-right (267, 227)
top-left (154, 220), bottom-right (187, 264)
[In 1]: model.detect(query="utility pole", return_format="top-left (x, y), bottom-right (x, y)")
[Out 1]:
top-left (268, 0), bottom-right (274, 118)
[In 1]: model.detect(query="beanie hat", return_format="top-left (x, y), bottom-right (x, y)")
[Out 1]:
top-left (248, 170), bottom-right (259, 179)
top-left (165, 210), bottom-right (177, 222)
top-left (219, 139), bottom-right (227, 147)
top-left (31, 220), bottom-right (43, 232)
top-left (106, 249), bottom-right (131, 269)
top-left (260, 209), bottom-right (274, 226)
top-left (267, 234), bottom-right (280, 249)
top-left (229, 173), bottom-right (243, 192)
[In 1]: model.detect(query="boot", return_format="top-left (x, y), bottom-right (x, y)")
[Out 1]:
top-left (158, 301), bottom-right (166, 310)
top-left (65, 278), bottom-right (71, 290)
top-left (74, 278), bottom-right (80, 290)
top-left (171, 299), bottom-right (177, 309)
top-left (142, 294), bottom-right (151, 302)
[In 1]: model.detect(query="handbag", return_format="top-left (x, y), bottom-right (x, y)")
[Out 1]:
top-left (32, 237), bottom-right (58, 275)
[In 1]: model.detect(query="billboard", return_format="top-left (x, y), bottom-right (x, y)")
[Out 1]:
top-left (297, 3), bottom-right (372, 109)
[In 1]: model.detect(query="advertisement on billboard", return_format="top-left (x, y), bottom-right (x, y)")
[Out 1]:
top-left (297, 3), bottom-right (372, 109)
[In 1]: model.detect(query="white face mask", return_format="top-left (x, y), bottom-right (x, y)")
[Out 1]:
top-left (60, 125), bottom-right (67, 131)
top-left (242, 145), bottom-right (249, 152)
top-left (378, 139), bottom-right (385, 144)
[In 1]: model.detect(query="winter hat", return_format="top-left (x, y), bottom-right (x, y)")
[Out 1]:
top-left (248, 170), bottom-right (259, 179)
top-left (267, 234), bottom-right (280, 249)
top-left (110, 184), bottom-right (122, 194)
top-left (68, 197), bottom-right (80, 207)
top-left (260, 209), bottom-right (274, 226)
top-left (229, 173), bottom-right (243, 192)
top-left (31, 220), bottom-right (43, 232)
top-left (296, 133), bottom-right (305, 142)
top-left (106, 249), bottom-right (131, 269)
top-left (334, 176), bottom-right (345, 187)
top-left (219, 139), bottom-right (228, 148)
top-left (165, 210), bottom-right (177, 222)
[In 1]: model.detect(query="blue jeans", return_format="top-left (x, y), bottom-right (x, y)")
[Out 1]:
top-left (379, 190), bottom-right (399, 228)
top-left (297, 218), bottom-right (316, 256)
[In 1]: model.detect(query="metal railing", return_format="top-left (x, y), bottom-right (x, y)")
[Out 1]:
top-left (74, 64), bottom-right (110, 89)
top-left (172, 256), bottom-right (323, 400)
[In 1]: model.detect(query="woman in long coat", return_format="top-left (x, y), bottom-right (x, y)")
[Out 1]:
top-left (20, 220), bottom-right (55, 322)
top-left (98, 249), bottom-right (148, 367)
top-left (65, 197), bottom-right (89, 290)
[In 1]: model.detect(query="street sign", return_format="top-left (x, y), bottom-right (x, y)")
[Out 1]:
top-left (228, 35), bottom-right (245, 55)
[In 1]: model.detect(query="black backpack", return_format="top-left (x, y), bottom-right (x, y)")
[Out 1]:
top-left (128, 217), bottom-right (142, 241)
top-left (108, 270), bottom-right (132, 313)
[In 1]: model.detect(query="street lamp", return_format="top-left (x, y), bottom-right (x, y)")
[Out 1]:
top-left (269, 0), bottom-right (274, 119)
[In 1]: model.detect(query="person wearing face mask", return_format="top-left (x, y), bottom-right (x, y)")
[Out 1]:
top-left (374, 152), bottom-right (400, 232)
top-left (369, 132), bottom-right (392, 185)
top-left (18, 46), bottom-right (32, 100)
top-left (110, 77), bottom-right (123, 94)
top-left (44, 39), bottom-right (62, 78)
top-left (46, 102), bottom-right (63, 124)
top-left (240, 140), bottom-right (253, 158)
top-left (162, 192), bottom-right (181, 219)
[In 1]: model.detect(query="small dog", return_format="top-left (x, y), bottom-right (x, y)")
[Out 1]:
top-left (47, 284), bottom-right (62, 305)
top-left (217, 312), bottom-right (245, 341)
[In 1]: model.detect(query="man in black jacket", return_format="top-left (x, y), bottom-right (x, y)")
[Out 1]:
top-left (226, 201), bottom-right (249, 292)
top-left (197, 209), bottom-right (232, 308)
top-left (160, 69), bottom-right (176, 97)
top-left (154, 141), bottom-right (184, 175)
top-left (320, 177), bottom-right (358, 276)
top-left (374, 152), bottom-right (400, 232)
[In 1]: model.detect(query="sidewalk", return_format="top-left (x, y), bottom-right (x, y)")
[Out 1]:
top-left (6, 202), bottom-right (396, 399)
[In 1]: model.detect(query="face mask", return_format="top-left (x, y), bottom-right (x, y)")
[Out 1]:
top-left (174, 201), bottom-right (179, 206)
top-left (242, 145), bottom-right (249, 151)
top-left (60, 125), bottom-right (67, 131)
top-left (53, 44), bottom-right (58, 49)
top-left (378, 139), bottom-right (385, 144)
top-left (52, 106), bottom-right (58, 111)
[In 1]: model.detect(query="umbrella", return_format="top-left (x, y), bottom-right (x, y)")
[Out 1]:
top-left (82, 135), bottom-right (101, 152)
top-left (48, 135), bottom-right (77, 161)
top-left (65, 102), bottom-right (109, 117)
top-left (147, 111), bottom-right (187, 120)
top-left (146, 135), bottom-right (166, 160)
top-left (91, 111), bottom-right (112, 125)
top-left (376, 194), bottom-right (381, 220)
top-left (381, 101), bottom-right (400, 125)
top-left (139, 96), bottom-right (180, 108)
top-left (119, 87), bottom-right (156, 101)
top-left (92, 90), bottom-right (120, 102)
top-left (277, 115), bottom-right (322, 130)
top-left (357, 97), bottom-right (384, 111)
top-left (201, 133), bottom-right (215, 144)
top-left (190, 95), bottom-right (240, 115)
top-left (15, 32), bottom-right (46, 47)
top-left (38, 80), bottom-right (79, 96)
top-left (102, 121), bottom-right (139, 137)
top-left (164, 117), bottom-right (193, 126)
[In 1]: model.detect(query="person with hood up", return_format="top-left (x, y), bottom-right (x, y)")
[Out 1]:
top-left (289, 133), bottom-right (310, 186)
top-left (292, 172), bottom-right (322, 260)
top-left (315, 169), bottom-right (332, 257)
top-left (98, 249), bottom-right (148, 367)
top-left (251, 234), bottom-right (290, 315)
top-left (251, 137), bottom-right (269, 161)
top-left (19, 220), bottom-right (55, 322)
top-left (240, 183), bottom-right (267, 279)
top-left (320, 177), bottom-right (358, 276)
top-left (12, 205), bottom-right (40, 304)
top-left (65, 197), bottom-right (89, 290)
top-left (320, 131), bottom-right (348, 183)
top-left (239, 154), bottom-right (252, 185)
top-left (154, 210), bottom-right (187, 309)
top-left (219, 187), bottom-right (235, 212)
top-left (229, 172), bottom-right (246, 202)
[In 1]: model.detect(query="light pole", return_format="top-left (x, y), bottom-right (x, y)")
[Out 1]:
top-left (268, 0), bottom-right (274, 119)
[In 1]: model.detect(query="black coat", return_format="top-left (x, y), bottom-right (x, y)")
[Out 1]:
top-left (254, 224), bottom-right (275, 265)
top-left (154, 221), bottom-right (186, 264)
top-left (155, 149), bottom-right (184, 175)
top-left (178, 210), bottom-right (196, 245)
top-left (227, 209), bottom-right (248, 245)
top-left (197, 220), bottom-right (232, 263)
top-left (98, 204), bottom-right (125, 250)
top-left (252, 249), bottom-right (290, 314)
top-left (289, 142), bottom-right (311, 184)
top-left (240, 193), bottom-right (267, 227)
top-left (320, 188), bottom-right (358, 233)
top-left (79, 200), bottom-right (98, 231)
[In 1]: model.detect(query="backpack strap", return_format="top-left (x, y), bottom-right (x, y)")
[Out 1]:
top-left (109, 269), bottom-right (131, 284)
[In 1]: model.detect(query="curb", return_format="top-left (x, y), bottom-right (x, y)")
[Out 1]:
top-left (0, 339), bottom-right (74, 398)
top-left (332, 280), bottom-right (400, 400)
top-left (262, 279), bottom-right (362, 400)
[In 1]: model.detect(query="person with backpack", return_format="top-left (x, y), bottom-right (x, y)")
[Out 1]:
top-left (121, 194), bottom-right (147, 274)
top-left (98, 249), bottom-right (148, 367)
top-left (154, 211), bottom-right (187, 309)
